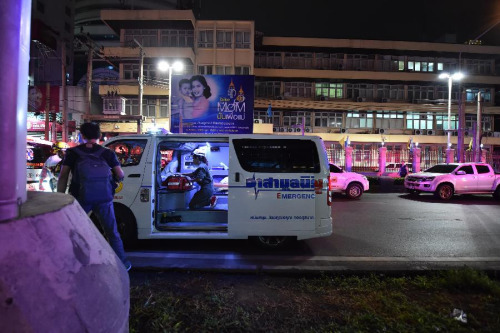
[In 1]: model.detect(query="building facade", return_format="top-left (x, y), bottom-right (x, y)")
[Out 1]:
top-left (92, 9), bottom-right (500, 169)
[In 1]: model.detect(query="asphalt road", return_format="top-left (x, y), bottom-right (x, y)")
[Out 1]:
top-left (127, 193), bottom-right (500, 272)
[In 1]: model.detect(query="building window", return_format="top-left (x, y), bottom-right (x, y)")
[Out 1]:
top-left (346, 111), bottom-right (373, 129)
top-left (284, 52), bottom-right (313, 69)
top-left (216, 30), bottom-right (232, 48)
top-left (159, 99), bottom-right (169, 118)
top-left (123, 64), bottom-right (140, 80)
top-left (283, 111), bottom-right (312, 127)
top-left (314, 112), bottom-right (343, 128)
top-left (198, 65), bottom-right (213, 75)
top-left (160, 29), bottom-right (194, 47)
top-left (346, 83), bottom-right (374, 100)
top-left (315, 83), bottom-right (343, 99)
top-left (465, 114), bottom-right (492, 131)
top-left (215, 65), bottom-right (232, 74)
top-left (235, 31), bottom-right (250, 48)
top-left (465, 88), bottom-right (491, 102)
top-left (376, 111), bottom-right (404, 129)
top-left (198, 30), bottom-right (214, 48)
top-left (125, 98), bottom-right (139, 116)
top-left (124, 29), bottom-right (158, 47)
top-left (235, 66), bottom-right (250, 75)
top-left (143, 99), bottom-right (157, 118)
top-left (254, 110), bottom-right (275, 124)
top-left (255, 81), bottom-right (281, 98)
top-left (284, 82), bottom-right (312, 98)
top-left (435, 114), bottom-right (458, 131)
top-left (255, 51), bottom-right (283, 68)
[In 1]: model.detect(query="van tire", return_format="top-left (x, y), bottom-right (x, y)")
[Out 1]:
top-left (346, 183), bottom-right (363, 199)
top-left (114, 204), bottom-right (138, 249)
top-left (251, 236), bottom-right (295, 249)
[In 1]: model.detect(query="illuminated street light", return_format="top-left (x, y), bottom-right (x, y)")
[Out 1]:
top-left (439, 72), bottom-right (463, 161)
top-left (157, 60), bottom-right (184, 120)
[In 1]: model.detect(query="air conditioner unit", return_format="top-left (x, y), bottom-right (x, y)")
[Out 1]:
top-left (304, 127), bottom-right (312, 133)
top-left (279, 127), bottom-right (286, 132)
top-left (414, 129), bottom-right (423, 135)
top-left (341, 128), bottom-right (348, 133)
top-left (274, 95), bottom-right (283, 100)
top-left (254, 119), bottom-right (263, 124)
top-left (295, 127), bottom-right (302, 133)
top-left (359, 113), bottom-right (367, 118)
top-left (452, 131), bottom-right (458, 136)
top-left (381, 98), bottom-right (390, 103)
top-left (420, 115), bottom-right (427, 120)
top-left (464, 130), bottom-right (470, 136)
top-left (319, 95), bottom-right (328, 101)
top-left (486, 131), bottom-right (494, 137)
top-left (377, 128), bottom-right (385, 134)
top-left (427, 130), bottom-right (435, 135)
top-left (286, 127), bottom-right (294, 133)
top-left (356, 96), bottom-right (366, 102)
top-left (273, 127), bottom-right (279, 132)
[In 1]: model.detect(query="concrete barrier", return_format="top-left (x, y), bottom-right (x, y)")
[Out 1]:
top-left (0, 192), bottom-right (129, 332)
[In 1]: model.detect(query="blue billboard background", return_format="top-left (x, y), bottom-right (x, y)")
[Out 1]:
top-left (170, 74), bottom-right (254, 134)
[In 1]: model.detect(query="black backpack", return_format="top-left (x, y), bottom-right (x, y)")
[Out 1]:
top-left (73, 147), bottom-right (114, 205)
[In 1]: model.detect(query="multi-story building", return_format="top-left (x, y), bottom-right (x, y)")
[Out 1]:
top-left (93, 8), bottom-right (500, 169)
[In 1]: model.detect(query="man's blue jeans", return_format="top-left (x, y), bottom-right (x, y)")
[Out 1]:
top-left (80, 200), bottom-right (130, 268)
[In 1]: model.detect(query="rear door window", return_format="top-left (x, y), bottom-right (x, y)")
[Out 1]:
top-left (233, 139), bottom-right (320, 173)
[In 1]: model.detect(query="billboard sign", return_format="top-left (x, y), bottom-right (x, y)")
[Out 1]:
top-left (170, 75), bottom-right (254, 134)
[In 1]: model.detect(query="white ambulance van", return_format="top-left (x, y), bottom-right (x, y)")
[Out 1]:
top-left (102, 133), bottom-right (333, 248)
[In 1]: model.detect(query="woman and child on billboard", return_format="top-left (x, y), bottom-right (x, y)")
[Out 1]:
top-left (170, 74), bottom-right (254, 134)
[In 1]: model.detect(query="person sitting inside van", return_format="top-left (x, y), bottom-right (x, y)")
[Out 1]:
top-left (183, 150), bottom-right (217, 209)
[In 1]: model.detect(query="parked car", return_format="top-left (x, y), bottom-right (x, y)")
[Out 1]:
top-left (404, 162), bottom-right (500, 200)
top-left (329, 163), bottom-right (370, 199)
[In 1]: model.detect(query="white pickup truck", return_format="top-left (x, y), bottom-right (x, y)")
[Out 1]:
top-left (404, 162), bottom-right (500, 200)
top-left (329, 164), bottom-right (370, 199)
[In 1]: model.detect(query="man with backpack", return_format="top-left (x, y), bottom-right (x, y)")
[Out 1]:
top-left (57, 122), bottom-right (131, 272)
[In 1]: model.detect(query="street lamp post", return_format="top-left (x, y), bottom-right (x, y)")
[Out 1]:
top-left (157, 60), bottom-right (184, 131)
top-left (439, 72), bottom-right (463, 163)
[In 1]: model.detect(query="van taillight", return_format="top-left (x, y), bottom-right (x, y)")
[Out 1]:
top-left (327, 175), bottom-right (333, 206)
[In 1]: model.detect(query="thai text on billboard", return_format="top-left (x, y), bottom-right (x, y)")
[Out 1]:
top-left (170, 75), bottom-right (254, 134)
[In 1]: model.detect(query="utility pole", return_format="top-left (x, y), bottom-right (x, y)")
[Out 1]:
top-left (44, 82), bottom-right (50, 141)
top-left (86, 38), bottom-right (93, 115)
top-left (475, 92), bottom-right (482, 162)
top-left (133, 38), bottom-right (144, 133)
top-left (61, 41), bottom-right (68, 142)
top-left (457, 91), bottom-right (466, 162)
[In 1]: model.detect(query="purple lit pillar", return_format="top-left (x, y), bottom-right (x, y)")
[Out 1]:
top-left (412, 148), bottom-right (421, 173)
top-left (378, 146), bottom-right (387, 176)
top-left (344, 146), bottom-right (353, 172)
top-left (0, 0), bottom-right (31, 221)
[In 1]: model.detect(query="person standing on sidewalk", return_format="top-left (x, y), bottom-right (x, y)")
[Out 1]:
top-left (57, 122), bottom-right (132, 271)
top-left (399, 161), bottom-right (408, 177)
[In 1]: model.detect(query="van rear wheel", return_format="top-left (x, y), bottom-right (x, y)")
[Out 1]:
top-left (251, 236), bottom-right (294, 249)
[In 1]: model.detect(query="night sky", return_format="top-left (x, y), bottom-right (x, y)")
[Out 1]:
top-left (199, 0), bottom-right (500, 45)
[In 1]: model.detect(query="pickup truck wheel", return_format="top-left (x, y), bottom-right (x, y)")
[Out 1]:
top-left (435, 184), bottom-right (453, 200)
top-left (494, 187), bottom-right (500, 201)
top-left (346, 183), bottom-right (363, 199)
